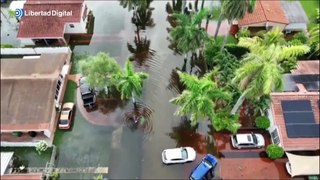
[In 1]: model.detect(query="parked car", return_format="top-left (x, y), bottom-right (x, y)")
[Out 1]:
top-left (189, 154), bottom-right (218, 180)
top-left (285, 162), bottom-right (292, 176)
top-left (79, 77), bottom-right (96, 109)
top-left (58, 102), bottom-right (75, 129)
top-left (230, 133), bottom-right (265, 149)
top-left (161, 147), bottom-right (196, 164)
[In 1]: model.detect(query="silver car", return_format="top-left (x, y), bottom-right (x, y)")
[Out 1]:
top-left (231, 133), bottom-right (265, 149)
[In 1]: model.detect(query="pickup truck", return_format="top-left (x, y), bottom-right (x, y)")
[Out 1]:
top-left (79, 77), bottom-right (96, 109)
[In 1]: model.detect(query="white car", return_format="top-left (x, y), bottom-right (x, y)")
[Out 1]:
top-left (231, 133), bottom-right (265, 149)
top-left (161, 147), bottom-right (196, 164)
top-left (58, 102), bottom-right (75, 129)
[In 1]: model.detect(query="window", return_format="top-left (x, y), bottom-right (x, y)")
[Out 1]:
top-left (271, 129), bottom-right (280, 144)
top-left (69, 24), bottom-right (75, 28)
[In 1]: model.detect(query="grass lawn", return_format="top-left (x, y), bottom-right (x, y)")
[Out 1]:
top-left (63, 80), bottom-right (77, 102)
top-left (299, 0), bottom-right (319, 29)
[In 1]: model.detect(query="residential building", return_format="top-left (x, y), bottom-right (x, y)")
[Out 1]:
top-left (1, 152), bottom-right (42, 179)
top-left (17, 0), bottom-right (90, 46)
top-left (267, 60), bottom-right (320, 152)
top-left (1, 48), bottom-right (71, 147)
top-left (235, 0), bottom-right (308, 34)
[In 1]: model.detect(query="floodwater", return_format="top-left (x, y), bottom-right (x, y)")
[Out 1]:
top-left (70, 1), bottom-right (219, 179)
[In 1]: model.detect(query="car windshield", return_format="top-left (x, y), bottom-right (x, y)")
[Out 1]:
top-left (181, 148), bottom-right (188, 159)
top-left (252, 134), bottom-right (258, 144)
top-left (203, 159), bottom-right (213, 168)
top-left (59, 119), bottom-right (68, 125)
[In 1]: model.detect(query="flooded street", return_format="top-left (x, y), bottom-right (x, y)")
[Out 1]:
top-left (70, 1), bottom-right (216, 179)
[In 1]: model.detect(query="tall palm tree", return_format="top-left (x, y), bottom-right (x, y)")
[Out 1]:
top-left (230, 43), bottom-right (310, 114)
top-left (116, 61), bottom-right (149, 107)
top-left (169, 9), bottom-right (209, 61)
top-left (170, 71), bottom-right (231, 126)
top-left (215, 0), bottom-right (256, 50)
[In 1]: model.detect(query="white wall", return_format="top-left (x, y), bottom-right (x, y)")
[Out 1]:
top-left (64, 4), bottom-right (88, 34)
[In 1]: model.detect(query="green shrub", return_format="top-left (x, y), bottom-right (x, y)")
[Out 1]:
top-left (1, 44), bottom-right (14, 48)
top-left (266, 144), bottom-right (284, 160)
top-left (94, 174), bottom-right (103, 180)
top-left (255, 116), bottom-right (270, 129)
top-left (35, 140), bottom-right (48, 155)
top-left (50, 171), bottom-right (60, 180)
top-left (12, 131), bottom-right (22, 137)
top-left (293, 32), bottom-right (308, 44)
top-left (225, 45), bottom-right (250, 59)
top-left (236, 27), bottom-right (250, 39)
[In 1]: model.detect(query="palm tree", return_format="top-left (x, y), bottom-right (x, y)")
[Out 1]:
top-left (308, 25), bottom-right (320, 59)
top-left (169, 9), bottom-right (209, 61)
top-left (116, 60), bottom-right (149, 107)
top-left (170, 71), bottom-right (231, 126)
top-left (215, 0), bottom-right (256, 50)
top-left (230, 43), bottom-right (310, 114)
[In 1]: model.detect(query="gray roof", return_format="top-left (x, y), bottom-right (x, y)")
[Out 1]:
top-left (281, 1), bottom-right (309, 24)
top-left (1, 53), bottom-right (69, 131)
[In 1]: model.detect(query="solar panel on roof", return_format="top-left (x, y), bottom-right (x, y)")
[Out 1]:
top-left (286, 124), bottom-right (320, 138)
top-left (304, 82), bottom-right (320, 92)
top-left (281, 100), bottom-right (312, 112)
top-left (283, 112), bottom-right (315, 124)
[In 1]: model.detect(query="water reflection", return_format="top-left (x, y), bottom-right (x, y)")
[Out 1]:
top-left (167, 67), bottom-right (186, 94)
top-left (168, 117), bottom-right (208, 154)
top-left (127, 36), bottom-right (156, 67)
top-left (122, 102), bottom-right (154, 135)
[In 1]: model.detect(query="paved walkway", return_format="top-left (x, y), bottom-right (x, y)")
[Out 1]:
top-left (67, 74), bottom-right (123, 127)
top-left (214, 131), bottom-right (291, 179)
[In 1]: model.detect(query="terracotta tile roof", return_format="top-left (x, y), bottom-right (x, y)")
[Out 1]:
top-left (1, 173), bottom-right (42, 180)
top-left (238, 0), bottom-right (289, 27)
top-left (270, 92), bottom-right (320, 151)
top-left (17, 0), bottom-right (84, 38)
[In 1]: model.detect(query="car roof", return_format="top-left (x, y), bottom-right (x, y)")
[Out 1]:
top-left (191, 154), bottom-right (217, 179)
top-left (235, 134), bottom-right (253, 144)
top-left (80, 84), bottom-right (91, 94)
top-left (165, 148), bottom-right (182, 160)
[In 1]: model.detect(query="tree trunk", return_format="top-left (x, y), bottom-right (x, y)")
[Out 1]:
top-left (214, 13), bottom-right (223, 39)
top-left (205, 15), bottom-right (210, 32)
top-left (220, 21), bottom-right (231, 51)
top-left (231, 92), bottom-right (247, 115)
top-left (194, 0), bottom-right (199, 12)
top-left (132, 92), bottom-right (137, 108)
top-left (201, 0), bottom-right (205, 10)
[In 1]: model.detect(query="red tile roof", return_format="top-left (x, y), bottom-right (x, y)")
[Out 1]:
top-left (17, 0), bottom-right (84, 38)
top-left (270, 92), bottom-right (320, 151)
top-left (1, 173), bottom-right (42, 180)
top-left (238, 0), bottom-right (289, 27)
top-left (291, 60), bottom-right (320, 75)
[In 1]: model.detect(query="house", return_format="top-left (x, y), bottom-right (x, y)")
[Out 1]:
top-left (236, 0), bottom-right (308, 34)
top-left (1, 152), bottom-right (42, 179)
top-left (0, 48), bottom-right (71, 147)
top-left (16, 0), bottom-right (91, 46)
top-left (266, 60), bottom-right (320, 152)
